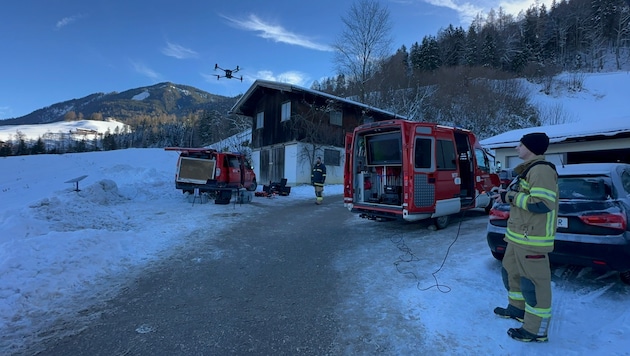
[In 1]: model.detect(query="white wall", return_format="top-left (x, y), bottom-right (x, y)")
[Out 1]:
top-left (295, 142), bottom-right (312, 185)
top-left (506, 153), bottom-right (564, 168)
top-left (292, 142), bottom-right (345, 185)
top-left (284, 143), bottom-right (299, 185)
top-left (254, 143), bottom-right (346, 187)
top-left (251, 149), bottom-right (261, 184)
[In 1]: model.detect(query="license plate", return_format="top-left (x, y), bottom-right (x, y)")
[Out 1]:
top-left (557, 217), bottom-right (568, 228)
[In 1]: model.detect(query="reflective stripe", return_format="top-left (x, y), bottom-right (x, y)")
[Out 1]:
top-left (545, 211), bottom-right (556, 236)
top-left (506, 228), bottom-right (554, 247)
top-left (520, 180), bottom-right (530, 190)
top-left (526, 304), bottom-right (552, 319)
top-left (530, 187), bottom-right (557, 203)
top-left (509, 291), bottom-right (524, 301)
top-left (514, 192), bottom-right (528, 209)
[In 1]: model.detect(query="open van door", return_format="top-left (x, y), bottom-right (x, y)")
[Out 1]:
top-left (344, 132), bottom-right (354, 206)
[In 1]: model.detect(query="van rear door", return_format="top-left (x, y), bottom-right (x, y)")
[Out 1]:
top-left (344, 132), bottom-right (354, 205)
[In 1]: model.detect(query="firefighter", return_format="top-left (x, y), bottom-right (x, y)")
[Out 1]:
top-left (493, 132), bottom-right (559, 343)
top-left (311, 156), bottom-right (326, 205)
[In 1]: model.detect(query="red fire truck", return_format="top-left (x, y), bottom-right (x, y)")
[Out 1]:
top-left (344, 119), bottom-right (500, 229)
top-left (164, 147), bottom-right (257, 204)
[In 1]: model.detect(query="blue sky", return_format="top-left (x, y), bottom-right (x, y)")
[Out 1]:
top-left (0, 0), bottom-right (549, 120)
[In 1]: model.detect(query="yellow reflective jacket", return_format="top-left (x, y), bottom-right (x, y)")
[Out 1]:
top-left (504, 156), bottom-right (559, 253)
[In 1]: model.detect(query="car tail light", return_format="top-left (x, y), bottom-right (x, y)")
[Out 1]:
top-left (489, 208), bottom-right (509, 220)
top-left (579, 213), bottom-right (627, 230)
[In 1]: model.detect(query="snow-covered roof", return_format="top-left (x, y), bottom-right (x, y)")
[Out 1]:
top-left (556, 162), bottom-right (629, 176)
top-left (481, 117), bottom-right (630, 149)
top-left (229, 79), bottom-right (406, 119)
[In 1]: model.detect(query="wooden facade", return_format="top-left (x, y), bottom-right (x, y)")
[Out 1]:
top-left (229, 80), bottom-right (405, 185)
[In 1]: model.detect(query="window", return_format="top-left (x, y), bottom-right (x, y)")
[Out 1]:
top-left (436, 139), bottom-right (457, 170)
top-left (474, 148), bottom-right (490, 172)
top-left (281, 102), bottom-right (291, 122)
top-left (324, 149), bottom-right (340, 166)
top-left (559, 177), bottom-right (609, 200)
top-left (256, 112), bottom-right (264, 129)
top-left (414, 137), bottom-right (432, 169)
top-left (366, 133), bottom-right (402, 165)
top-left (330, 111), bottom-right (342, 126)
top-left (228, 157), bottom-right (241, 168)
top-left (622, 170), bottom-right (630, 193)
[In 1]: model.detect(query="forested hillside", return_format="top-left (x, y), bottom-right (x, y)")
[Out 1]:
top-left (315, 0), bottom-right (630, 138)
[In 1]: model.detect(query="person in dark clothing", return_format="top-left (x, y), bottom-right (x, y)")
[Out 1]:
top-left (493, 132), bottom-right (559, 343)
top-left (311, 156), bottom-right (326, 205)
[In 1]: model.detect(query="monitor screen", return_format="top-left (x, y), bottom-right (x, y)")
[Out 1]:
top-left (366, 132), bottom-right (402, 165)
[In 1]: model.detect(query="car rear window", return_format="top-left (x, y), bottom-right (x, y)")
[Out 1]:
top-left (559, 177), bottom-right (609, 200)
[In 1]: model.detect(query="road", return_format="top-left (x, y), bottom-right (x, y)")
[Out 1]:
top-left (18, 194), bottom-right (491, 356)
top-left (14, 193), bottom-right (630, 355)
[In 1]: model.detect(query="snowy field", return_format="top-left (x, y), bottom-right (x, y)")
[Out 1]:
top-left (1, 148), bottom-right (629, 355)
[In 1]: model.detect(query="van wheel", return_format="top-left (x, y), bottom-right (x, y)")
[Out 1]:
top-left (247, 179), bottom-right (257, 191)
top-left (433, 215), bottom-right (450, 230)
top-left (620, 270), bottom-right (630, 285)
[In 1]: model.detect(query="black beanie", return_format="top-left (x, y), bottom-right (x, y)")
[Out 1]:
top-left (520, 132), bottom-right (549, 155)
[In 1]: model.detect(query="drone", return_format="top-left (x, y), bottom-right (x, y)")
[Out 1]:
top-left (214, 63), bottom-right (243, 82)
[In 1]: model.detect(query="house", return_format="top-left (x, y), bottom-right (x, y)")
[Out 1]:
top-left (481, 119), bottom-right (630, 169)
top-left (229, 80), bottom-right (405, 186)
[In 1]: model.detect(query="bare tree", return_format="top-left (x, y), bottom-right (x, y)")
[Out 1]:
top-left (288, 99), bottom-right (344, 169)
top-left (333, 0), bottom-right (393, 104)
top-left (539, 102), bottom-right (574, 125)
top-left (64, 111), bottom-right (77, 121)
top-left (615, 2), bottom-right (630, 69)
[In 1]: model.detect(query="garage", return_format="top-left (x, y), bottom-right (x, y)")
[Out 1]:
top-left (481, 121), bottom-right (630, 170)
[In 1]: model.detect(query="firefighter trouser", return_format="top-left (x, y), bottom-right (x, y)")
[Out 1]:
top-left (501, 242), bottom-right (552, 336)
top-left (314, 185), bottom-right (324, 203)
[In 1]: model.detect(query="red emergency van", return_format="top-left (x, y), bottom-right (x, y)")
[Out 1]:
top-left (344, 119), bottom-right (500, 228)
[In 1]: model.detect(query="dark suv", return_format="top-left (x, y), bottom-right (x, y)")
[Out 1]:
top-left (487, 163), bottom-right (630, 284)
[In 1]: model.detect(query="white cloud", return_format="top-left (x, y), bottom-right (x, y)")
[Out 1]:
top-left (55, 14), bottom-right (84, 30)
top-left (421, 0), bottom-right (555, 25)
top-left (498, 0), bottom-right (555, 16)
top-left (256, 70), bottom-right (309, 86)
top-left (201, 68), bottom-right (308, 88)
top-left (161, 41), bottom-right (198, 59)
top-left (130, 60), bottom-right (161, 81)
top-left (222, 14), bottom-right (333, 52)
top-left (422, 0), bottom-right (484, 24)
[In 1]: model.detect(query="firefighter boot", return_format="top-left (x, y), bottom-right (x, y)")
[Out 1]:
top-left (494, 305), bottom-right (525, 322)
top-left (507, 327), bottom-right (548, 342)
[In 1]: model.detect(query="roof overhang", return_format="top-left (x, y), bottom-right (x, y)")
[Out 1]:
top-left (480, 118), bottom-right (630, 149)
